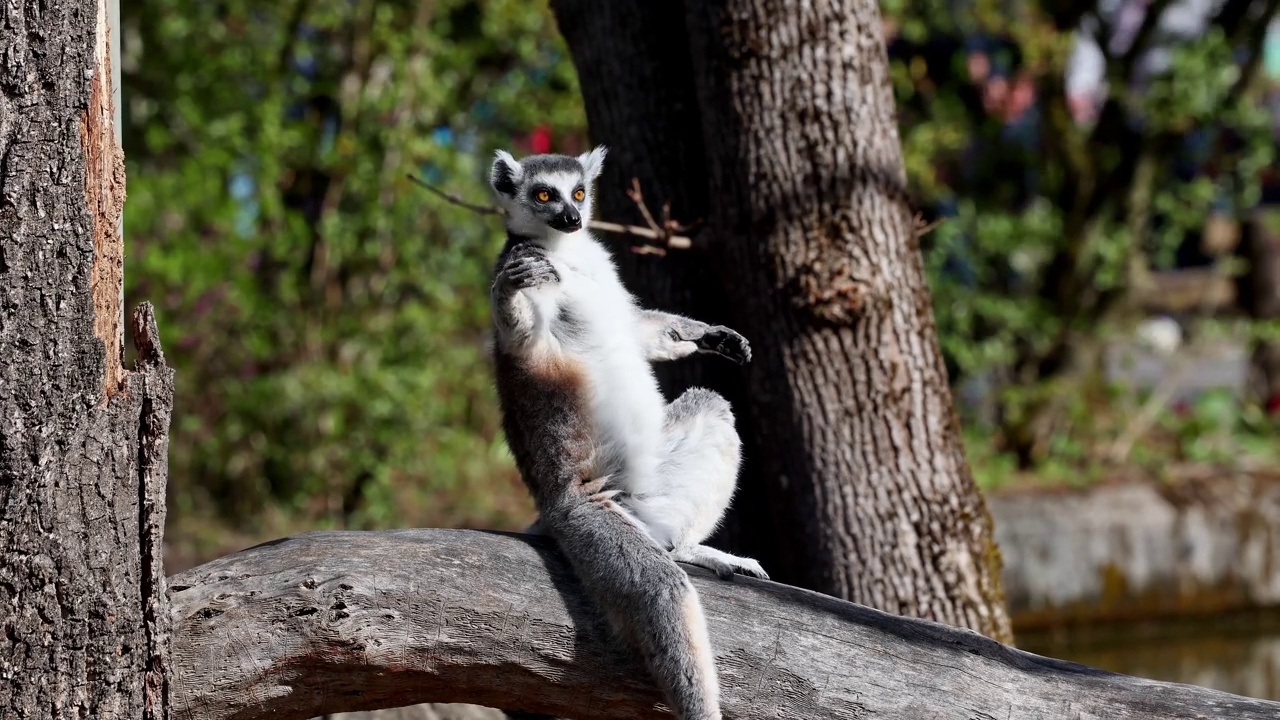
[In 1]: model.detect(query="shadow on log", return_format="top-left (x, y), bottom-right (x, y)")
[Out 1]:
top-left (169, 529), bottom-right (1280, 720)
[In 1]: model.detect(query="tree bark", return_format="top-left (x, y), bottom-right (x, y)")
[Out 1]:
top-left (0, 2), bottom-right (174, 718)
top-left (170, 528), bottom-right (1280, 720)
top-left (551, 0), bottom-right (1011, 641)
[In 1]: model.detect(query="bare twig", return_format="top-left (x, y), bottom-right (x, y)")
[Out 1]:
top-left (914, 212), bottom-right (942, 237)
top-left (1106, 354), bottom-right (1191, 464)
top-left (1113, 0), bottom-right (1175, 82)
top-left (406, 174), bottom-right (503, 216)
top-left (589, 220), bottom-right (693, 253)
top-left (1221, 0), bottom-right (1280, 109)
top-left (407, 174), bottom-right (696, 253)
top-left (626, 178), bottom-right (664, 236)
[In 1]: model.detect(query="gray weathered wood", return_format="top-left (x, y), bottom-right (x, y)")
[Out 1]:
top-left (170, 529), bottom-right (1280, 720)
top-left (317, 704), bottom-right (505, 720)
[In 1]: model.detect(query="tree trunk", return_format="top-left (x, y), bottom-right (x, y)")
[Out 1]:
top-left (0, 2), bottom-right (175, 718)
top-left (552, 0), bottom-right (1012, 641)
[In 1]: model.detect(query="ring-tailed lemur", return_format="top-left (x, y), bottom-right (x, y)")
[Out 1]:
top-left (487, 146), bottom-right (766, 720)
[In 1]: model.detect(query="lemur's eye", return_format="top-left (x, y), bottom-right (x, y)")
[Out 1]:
top-left (535, 190), bottom-right (551, 203)
top-left (573, 188), bottom-right (586, 202)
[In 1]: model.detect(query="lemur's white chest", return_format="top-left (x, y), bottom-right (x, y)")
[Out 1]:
top-left (530, 235), bottom-right (666, 477)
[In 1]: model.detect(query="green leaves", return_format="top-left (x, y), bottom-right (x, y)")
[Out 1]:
top-left (896, 0), bottom-right (1278, 469)
top-left (122, 0), bottom-right (584, 537)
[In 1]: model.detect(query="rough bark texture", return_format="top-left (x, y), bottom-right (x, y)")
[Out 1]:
top-left (551, 0), bottom-right (1011, 641)
top-left (170, 528), bottom-right (1280, 720)
top-left (0, 1), bottom-right (174, 718)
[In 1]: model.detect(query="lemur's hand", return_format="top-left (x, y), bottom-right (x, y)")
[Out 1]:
top-left (696, 325), bottom-right (751, 365)
top-left (496, 245), bottom-right (559, 293)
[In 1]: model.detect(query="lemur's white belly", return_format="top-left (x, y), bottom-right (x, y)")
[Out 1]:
top-left (541, 239), bottom-right (666, 491)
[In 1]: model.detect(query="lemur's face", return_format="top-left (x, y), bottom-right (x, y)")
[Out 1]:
top-left (489, 146), bottom-right (606, 239)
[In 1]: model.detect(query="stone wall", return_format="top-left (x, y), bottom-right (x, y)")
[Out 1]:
top-left (990, 469), bottom-right (1280, 630)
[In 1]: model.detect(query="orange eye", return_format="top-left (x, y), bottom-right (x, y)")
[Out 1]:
top-left (573, 188), bottom-right (585, 202)
top-left (535, 190), bottom-right (551, 203)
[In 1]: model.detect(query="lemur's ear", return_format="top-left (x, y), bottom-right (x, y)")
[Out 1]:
top-left (490, 149), bottom-right (522, 197)
top-left (577, 145), bottom-right (607, 183)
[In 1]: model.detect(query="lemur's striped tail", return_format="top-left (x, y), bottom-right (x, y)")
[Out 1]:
top-left (521, 493), bottom-right (721, 720)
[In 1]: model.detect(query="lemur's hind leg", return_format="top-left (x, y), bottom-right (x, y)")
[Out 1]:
top-left (625, 387), bottom-right (768, 580)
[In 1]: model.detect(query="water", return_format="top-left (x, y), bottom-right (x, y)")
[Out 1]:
top-left (1019, 615), bottom-right (1280, 702)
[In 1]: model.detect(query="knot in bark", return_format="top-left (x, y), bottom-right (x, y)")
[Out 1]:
top-left (788, 260), bottom-right (880, 326)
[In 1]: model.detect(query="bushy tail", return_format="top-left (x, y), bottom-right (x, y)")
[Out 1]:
top-left (540, 493), bottom-right (721, 720)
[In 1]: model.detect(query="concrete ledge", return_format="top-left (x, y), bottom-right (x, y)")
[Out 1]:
top-left (990, 469), bottom-right (1280, 631)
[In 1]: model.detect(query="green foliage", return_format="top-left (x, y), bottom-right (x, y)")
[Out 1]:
top-left (122, 0), bottom-right (586, 548)
top-left (122, 0), bottom-right (1279, 560)
top-left (887, 2), bottom-right (1279, 465)
top-left (969, 385), bottom-right (1280, 493)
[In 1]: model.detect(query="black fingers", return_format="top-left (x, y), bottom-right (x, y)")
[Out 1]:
top-left (697, 325), bottom-right (752, 365)
top-left (499, 248), bottom-right (560, 291)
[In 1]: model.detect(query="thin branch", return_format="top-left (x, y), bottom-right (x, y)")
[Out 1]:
top-left (406, 174), bottom-right (503, 216)
top-left (589, 220), bottom-right (693, 252)
top-left (1106, 353), bottom-right (1190, 464)
top-left (406, 174), bottom-right (695, 252)
top-left (1222, 0), bottom-right (1280, 108)
top-left (1212, 0), bottom-right (1259, 41)
top-left (626, 178), bottom-right (664, 236)
top-left (1114, 0), bottom-right (1175, 82)
top-left (1042, 0), bottom-right (1104, 32)
top-left (914, 212), bottom-right (942, 237)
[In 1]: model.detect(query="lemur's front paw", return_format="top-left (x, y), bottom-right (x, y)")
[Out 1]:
top-left (697, 326), bottom-right (752, 365)
top-left (498, 248), bottom-right (560, 291)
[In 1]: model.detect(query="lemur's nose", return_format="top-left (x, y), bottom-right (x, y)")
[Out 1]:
top-left (561, 208), bottom-right (581, 230)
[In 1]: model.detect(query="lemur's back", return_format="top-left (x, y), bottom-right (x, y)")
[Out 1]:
top-left (491, 336), bottom-right (598, 505)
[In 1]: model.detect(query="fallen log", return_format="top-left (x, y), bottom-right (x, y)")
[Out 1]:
top-left (169, 528), bottom-right (1280, 720)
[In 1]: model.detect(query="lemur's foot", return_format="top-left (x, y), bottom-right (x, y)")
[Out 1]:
top-left (671, 544), bottom-right (769, 581)
top-left (696, 326), bottom-right (751, 365)
top-left (499, 246), bottom-right (560, 291)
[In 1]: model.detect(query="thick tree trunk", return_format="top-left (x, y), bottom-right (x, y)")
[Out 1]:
top-left (552, 1), bottom-right (1011, 641)
top-left (0, 2), bottom-right (174, 718)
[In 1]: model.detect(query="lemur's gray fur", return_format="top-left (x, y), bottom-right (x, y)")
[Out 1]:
top-left (487, 147), bottom-right (765, 720)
